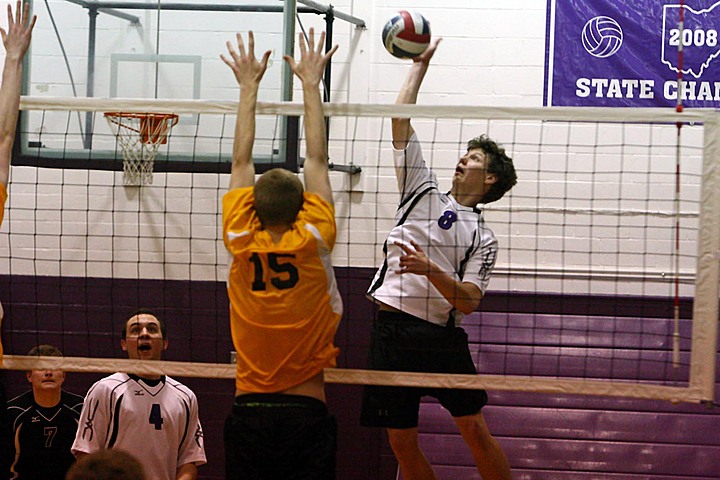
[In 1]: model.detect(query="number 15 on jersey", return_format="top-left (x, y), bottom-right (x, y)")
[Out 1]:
top-left (248, 252), bottom-right (299, 291)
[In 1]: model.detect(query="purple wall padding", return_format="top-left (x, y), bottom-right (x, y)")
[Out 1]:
top-left (412, 303), bottom-right (720, 480)
top-left (2, 270), bottom-right (716, 480)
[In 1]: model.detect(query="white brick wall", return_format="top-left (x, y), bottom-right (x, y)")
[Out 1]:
top-left (0, 1), bottom-right (706, 297)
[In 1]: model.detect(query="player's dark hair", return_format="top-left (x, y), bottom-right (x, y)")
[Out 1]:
top-left (467, 134), bottom-right (517, 204)
top-left (122, 308), bottom-right (167, 340)
top-left (27, 344), bottom-right (62, 357)
top-left (253, 168), bottom-right (304, 227)
top-left (66, 449), bottom-right (146, 480)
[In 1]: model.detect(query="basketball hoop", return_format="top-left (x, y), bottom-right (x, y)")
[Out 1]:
top-left (104, 112), bottom-right (179, 186)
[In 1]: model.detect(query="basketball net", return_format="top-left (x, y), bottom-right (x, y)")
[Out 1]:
top-left (104, 112), bottom-right (179, 186)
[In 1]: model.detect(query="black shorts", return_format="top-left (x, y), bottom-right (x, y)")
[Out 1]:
top-left (360, 311), bottom-right (488, 429)
top-left (224, 393), bottom-right (337, 480)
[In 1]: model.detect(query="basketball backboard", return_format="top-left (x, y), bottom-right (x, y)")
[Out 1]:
top-left (19, 0), bottom-right (334, 171)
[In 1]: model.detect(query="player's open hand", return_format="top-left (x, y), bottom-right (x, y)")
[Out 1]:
top-left (394, 240), bottom-right (436, 276)
top-left (221, 31), bottom-right (272, 89)
top-left (284, 27), bottom-right (338, 88)
top-left (413, 37), bottom-right (442, 65)
top-left (0, 1), bottom-right (36, 60)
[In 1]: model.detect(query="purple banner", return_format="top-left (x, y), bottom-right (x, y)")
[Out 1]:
top-left (545, 0), bottom-right (720, 107)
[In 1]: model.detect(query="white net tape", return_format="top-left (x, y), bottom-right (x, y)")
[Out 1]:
top-left (104, 112), bottom-right (179, 186)
top-left (0, 355), bottom-right (705, 402)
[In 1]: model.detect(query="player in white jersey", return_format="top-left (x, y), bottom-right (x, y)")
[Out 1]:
top-left (361, 39), bottom-right (517, 480)
top-left (366, 133), bottom-right (500, 326)
top-left (71, 309), bottom-right (206, 480)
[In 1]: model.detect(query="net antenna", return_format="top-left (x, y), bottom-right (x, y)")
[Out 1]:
top-left (104, 112), bottom-right (179, 186)
top-left (672, 0), bottom-right (685, 379)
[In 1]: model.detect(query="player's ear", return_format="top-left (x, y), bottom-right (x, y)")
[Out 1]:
top-left (120, 339), bottom-right (128, 352)
top-left (162, 339), bottom-right (169, 351)
top-left (485, 173), bottom-right (497, 185)
top-left (25, 371), bottom-right (32, 383)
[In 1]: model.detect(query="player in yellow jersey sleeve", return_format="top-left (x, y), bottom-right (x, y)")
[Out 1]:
top-left (220, 28), bottom-right (341, 479)
top-left (0, 2), bottom-right (35, 475)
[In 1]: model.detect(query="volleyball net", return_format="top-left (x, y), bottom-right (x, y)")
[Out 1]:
top-left (1, 96), bottom-right (718, 403)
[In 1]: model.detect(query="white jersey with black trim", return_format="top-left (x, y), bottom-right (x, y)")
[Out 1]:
top-left (367, 133), bottom-right (498, 326)
top-left (71, 373), bottom-right (206, 480)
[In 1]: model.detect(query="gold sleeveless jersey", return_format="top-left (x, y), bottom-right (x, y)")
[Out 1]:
top-left (223, 187), bottom-right (342, 393)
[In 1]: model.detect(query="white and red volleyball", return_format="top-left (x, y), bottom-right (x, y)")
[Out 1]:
top-left (382, 10), bottom-right (431, 59)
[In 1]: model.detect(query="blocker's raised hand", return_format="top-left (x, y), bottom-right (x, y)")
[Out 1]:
top-left (221, 31), bottom-right (272, 89)
top-left (1, 1), bottom-right (36, 60)
top-left (284, 27), bottom-right (338, 88)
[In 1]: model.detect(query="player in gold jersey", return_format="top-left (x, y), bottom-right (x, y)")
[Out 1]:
top-left (0, 2), bottom-right (36, 474)
top-left (221, 29), bottom-right (341, 480)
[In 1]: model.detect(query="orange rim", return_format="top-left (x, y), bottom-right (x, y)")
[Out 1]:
top-left (104, 111), bottom-right (179, 124)
top-left (104, 112), bottom-right (179, 144)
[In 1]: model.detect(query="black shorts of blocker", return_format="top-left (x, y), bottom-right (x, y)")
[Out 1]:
top-left (360, 310), bottom-right (488, 429)
top-left (224, 393), bottom-right (337, 480)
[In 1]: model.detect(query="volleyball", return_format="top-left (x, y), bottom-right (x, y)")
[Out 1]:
top-left (382, 10), bottom-right (431, 59)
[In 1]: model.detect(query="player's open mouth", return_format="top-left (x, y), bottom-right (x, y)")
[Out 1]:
top-left (455, 167), bottom-right (464, 175)
top-left (138, 344), bottom-right (152, 351)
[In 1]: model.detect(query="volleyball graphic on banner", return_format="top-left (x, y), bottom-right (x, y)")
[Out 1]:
top-left (581, 15), bottom-right (623, 58)
top-left (382, 10), bottom-right (431, 59)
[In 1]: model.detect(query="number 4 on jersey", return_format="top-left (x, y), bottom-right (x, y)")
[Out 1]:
top-left (149, 403), bottom-right (164, 430)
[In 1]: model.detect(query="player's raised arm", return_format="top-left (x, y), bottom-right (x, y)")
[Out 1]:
top-left (284, 28), bottom-right (337, 206)
top-left (221, 31), bottom-right (271, 191)
top-left (391, 37), bottom-right (441, 150)
top-left (0, 0), bottom-right (36, 187)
